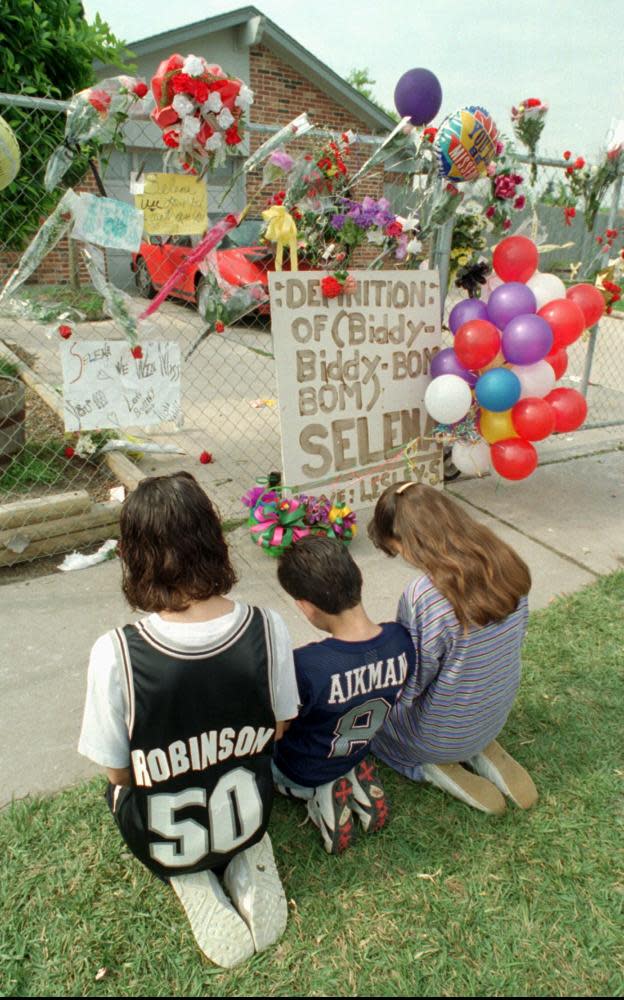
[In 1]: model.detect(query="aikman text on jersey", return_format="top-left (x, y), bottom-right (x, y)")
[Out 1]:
top-left (131, 724), bottom-right (275, 787)
top-left (327, 653), bottom-right (409, 705)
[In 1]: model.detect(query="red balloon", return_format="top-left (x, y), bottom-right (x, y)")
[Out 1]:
top-left (511, 397), bottom-right (556, 441)
top-left (544, 387), bottom-right (588, 432)
top-left (538, 298), bottom-right (585, 349)
top-left (566, 283), bottom-right (605, 328)
top-left (454, 320), bottom-right (501, 370)
top-left (544, 347), bottom-right (568, 380)
top-left (490, 438), bottom-right (538, 480)
top-left (492, 236), bottom-right (539, 283)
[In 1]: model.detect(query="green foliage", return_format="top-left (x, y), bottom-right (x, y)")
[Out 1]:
top-left (346, 66), bottom-right (399, 123)
top-left (0, 440), bottom-right (66, 492)
top-left (20, 283), bottom-right (107, 321)
top-left (0, 0), bottom-right (131, 251)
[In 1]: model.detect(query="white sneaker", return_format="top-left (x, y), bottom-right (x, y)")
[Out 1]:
top-left (306, 776), bottom-right (356, 854)
top-left (223, 834), bottom-right (288, 952)
top-left (170, 869), bottom-right (254, 968)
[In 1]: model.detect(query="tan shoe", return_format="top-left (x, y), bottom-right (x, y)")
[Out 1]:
top-left (468, 740), bottom-right (538, 809)
top-left (422, 762), bottom-right (507, 815)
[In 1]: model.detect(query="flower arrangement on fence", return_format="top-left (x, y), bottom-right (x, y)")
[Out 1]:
top-left (552, 147), bottom-right (622, 235)
top-left (150, 54), bottom-right (253, 170)
top-left (511, 98), bottom-right (548, 182)
top-left (242, 485), bottom-right (357, 557)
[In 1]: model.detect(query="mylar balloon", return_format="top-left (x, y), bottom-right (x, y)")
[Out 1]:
top-left (434, 105), bottom-right (498, 182)
top-left (511, 397), bottom-right (556, 441)
top-left (454, 319), bottom-right (501, 370)
top-left (527, 271), bottom-right (566, 310)
top-left (451, 439), bottom-right (491, 477)
top-left (475, 368), bottom-right (521, 412)
top-left (502, 313), bottom-right (553, 365)
top-left (510, 360), bottom-right (556, 399)
top-left (448, 297), bottom-right (489, 334)
top-left (0, 115), bottom-right (20, 190)
top-left (491, 438), bottom-right (538, 480)
top-left (538, 298), bottom-right (586, 349)
top-left (487, 282), bottom-right (537, 329)
top-left (424, 374), bottom-right (473, 424)
top-left (479, 408), bottom-right (518, 444)
top-left (544, 348), bottom-right (568, 381)
top-left (493, 236), bottom-right (538, 283)
top-left (394, 68), bottom-right (443, 125)
top-left (566, 283), bottom-right (606, 328)
top-left (544, 387), bottom-right (588, 432)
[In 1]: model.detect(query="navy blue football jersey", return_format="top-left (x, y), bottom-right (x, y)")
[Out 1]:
top-left (274, 622), bottom-right (415, 786)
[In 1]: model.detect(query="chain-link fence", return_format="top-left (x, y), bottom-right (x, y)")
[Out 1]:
top-left (0, 92), bottom-right (622, 574)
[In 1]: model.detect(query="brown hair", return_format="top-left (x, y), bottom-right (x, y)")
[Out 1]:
top-left (368, 482), bottom-right (531, 629)
top-left (119, 472), bottom-right (237, 612)
top-left (278, 535), bottom-right (362, 614)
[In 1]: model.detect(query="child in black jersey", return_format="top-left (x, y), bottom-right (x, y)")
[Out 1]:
top-left (79, 472), bottom-right (299, 968)
top-left (275, 535), bottom-right (415, 854)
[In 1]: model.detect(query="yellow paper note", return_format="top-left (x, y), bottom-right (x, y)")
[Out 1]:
top-left (135, 173), bottom-right (208, 236)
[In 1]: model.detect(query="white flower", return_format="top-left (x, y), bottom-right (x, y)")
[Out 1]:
top-left (217, 107), bottom-right (235, 129)
top-left (203, 91), bottom-right (222, 114)
top-left (366, 230), bottom-right (386, 245)
top-left (234, 84), bottom-right (254, 112)
top-left (407, 237), bottom-right (423, 255)
top-left (205, 132), bottom-right (224, 151)
top-left (75, 434), bottom-right (98, 458)
top-left (172, 94), bottom-right (195, 118)
top-left (183, 55), bottom-right (205, 78)
top-left (397, 214), bottom-right (419, 232)
top-left (181, 115), bottom-right (201, 141)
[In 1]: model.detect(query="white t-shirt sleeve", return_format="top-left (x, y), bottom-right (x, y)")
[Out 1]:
top-left (77, 632), bottom-right (131, 769)
top-left (265, 609), bottom-right (300, 722)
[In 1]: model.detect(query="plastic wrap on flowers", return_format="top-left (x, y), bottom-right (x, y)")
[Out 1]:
top-left (150, 53), bottom-right (253, 171)
top-left (435, 106), bottom-right (498, 182)
top-left (0, 189), bottom-right (77, 305)
top-left (248, 496), bottom-right (310, 556)
top-left (45, 77), bottom-right (150, 191)
top-left (83, 244), bottom-right (144, 346)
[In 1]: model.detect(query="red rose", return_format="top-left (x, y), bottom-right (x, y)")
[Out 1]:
top-left (596, 236), bottom-right (603, 244)
top-left (225, 124), bottom-right (241, 146)
top-left (423, 127), bottom-right (437, 143)
top-left (445, 182), bottom-right (460, 196)
top-left (514, 195), bottom-right (526, 210)
top-left (172, 73), bottom-right (194, 95)
top-left (503, 218), bottom-right (512, 231)
top-left (133, 82), bottom-right (148, 98)
top-left (64, 446), bottom-right (75, 459)
top-left (526, 98), bottom-right (541, 107)
top-left (163, 130), bottom-right (180, 148)
top-left (88, 88), bottom-right (111, 115)
top-left (131, 346), bottom-right (143, 359)
top-left (606, 228), bottom-right (618, 239)
top-left (485, 205), bottom-right (496, 219)
top-left (566, 166), bottom-right (574, 175)
top-left (59, 324), bottom-right (72, 339)
top-left (574, 157), bottom-right (585, 170)
top-left (199, 450), bottom-right (213, 464)
top-left (385, 221), bottom-right (403, 237)
top-left (215, 321), bottom-right (225, 333)
top-left (321, 275), bottom-right (344, 298)
top-left (563, 150), bottom-right (572, 160)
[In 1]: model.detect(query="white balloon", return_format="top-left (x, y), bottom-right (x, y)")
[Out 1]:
top-left (424, 374), bottom-right (473, 424)
top-left (452, 439), bottom-right (491, 477)
top-left (526, 272), bottom-right (566, 310)
top-left (482, 273), bottom-right (503, 302)
top-left (509, 360), bottom-right (556, 399)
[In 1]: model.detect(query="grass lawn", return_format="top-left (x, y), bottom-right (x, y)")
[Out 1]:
top-left (1, 573), bottom-right (623, 997)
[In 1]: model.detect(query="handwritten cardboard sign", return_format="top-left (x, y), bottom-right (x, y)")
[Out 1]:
top-left (71, 193), bottom-right (144, 252)
top-left (135, 172), bottom-right (208, 236)
top-left (61, 340), bottom-right (181, 432)
top-left (269, 271), bottom-right (443, 508)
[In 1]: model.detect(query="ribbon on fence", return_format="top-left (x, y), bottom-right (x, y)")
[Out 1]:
top-left (261, 205), bottom-right (298, 272)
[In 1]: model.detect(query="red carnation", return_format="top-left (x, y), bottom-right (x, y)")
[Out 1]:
top-left (133, 82), bottom-right (148, 98)
top-left (59, 324), bottom-right (72, 339)
top-left (563, 150), bottom-right (572, 160)
top-left (385, 221), bottom-right (403, 237)
top-left (574, 156), bottom-right (585, 170)
top-left (131, 346), bottom-right (143, 359)
top-left (199, 450), bottom-right (214, 464)
top-left (225, 124), bottom-right (241, 146)
top-left (423, 127), bottom-right (437, 143)
top-left (163, 130), bottom-right (180, 148)
top-left (215, 321), bottom-right (225, 333)
top-left (321, 275), bottom-right (344, 298)
top-left (88, 88), bottom-right (111, 115)
top-left (172, 73), bottom-right (194, 95)
top-left (191, 79), bottom-right (209, 103)
top-left (64, 446), bottom-right (75, 459)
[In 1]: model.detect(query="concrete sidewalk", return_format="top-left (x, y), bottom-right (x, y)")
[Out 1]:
top-left (1, 441), bottom-right (622, 808)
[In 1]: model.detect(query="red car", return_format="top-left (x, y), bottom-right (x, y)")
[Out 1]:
top-left (132, 219), bottom-right (283, 316)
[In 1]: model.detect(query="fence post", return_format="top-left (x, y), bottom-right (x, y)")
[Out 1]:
top-left (431, 217), bottom-right (455, 321)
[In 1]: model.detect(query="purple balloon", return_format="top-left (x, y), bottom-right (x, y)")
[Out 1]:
top-left (502, 314), bottom-right (554, 365)
top-left (487, 282), bottom-right (537, 330)
top-left (430, 347), bottom-right (478, 386)
top-left (449, 298), bottom-right (489, 334)
top-left (394, 68), bottom-right (442, 125)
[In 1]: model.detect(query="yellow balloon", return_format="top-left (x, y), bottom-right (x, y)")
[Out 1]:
top-left (479, 408), bottom-right (518, 444)
top-left (0, 114), bottom-right (20, 191)
top-left (480, 351), bottom-right (507, 373)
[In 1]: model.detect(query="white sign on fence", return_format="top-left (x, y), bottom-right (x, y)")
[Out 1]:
top-left (269, 270), bottom-right (443, 508)
top-left (61, 340), bottom-right (181, 432)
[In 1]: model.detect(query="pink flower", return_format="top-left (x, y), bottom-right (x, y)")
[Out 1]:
top-left (486, 162), bottom-right (497, 178)
top-left (514, 195), bottom-right (526, 210)
top-left (495, 140), bottom-right (505, 157)
top-left (494, 175), bottom-right (517, 200)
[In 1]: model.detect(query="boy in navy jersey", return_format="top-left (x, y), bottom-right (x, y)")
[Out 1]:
top-left (275, 535), bottom-right (415, 854)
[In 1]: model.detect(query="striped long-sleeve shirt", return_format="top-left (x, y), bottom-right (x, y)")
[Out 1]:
top-left (372, 575), bottom-right (528, 777)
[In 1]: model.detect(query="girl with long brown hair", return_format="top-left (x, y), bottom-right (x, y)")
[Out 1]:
top-left (368, 481), bottom-right (538, 814)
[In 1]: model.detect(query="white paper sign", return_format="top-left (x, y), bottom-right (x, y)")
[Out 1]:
top-left (270, 271), bottom-right (443, 508)
top-left (71, 193), bottom-right (144, 252)
top-left (61, 340), bottom-right (181, 431)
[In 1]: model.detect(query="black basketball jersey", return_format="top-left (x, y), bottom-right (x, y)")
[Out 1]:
top-left (108, 605), bottom-right (276, 879)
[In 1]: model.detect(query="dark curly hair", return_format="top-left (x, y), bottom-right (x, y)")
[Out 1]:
top-left (119, 472), bottom-right (237, 612)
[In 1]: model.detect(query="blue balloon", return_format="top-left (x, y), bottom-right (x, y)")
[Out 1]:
top-left (475, 368), bottom-right (521, 412)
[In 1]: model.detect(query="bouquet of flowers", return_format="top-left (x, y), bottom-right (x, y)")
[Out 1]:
top-left (482, 143), bottom-right (526, 235)
top-left (242, 485), bottom-right (357, 556)
top-left (150, 53), bottom-right (253, 170)
top-left (511, 98), bottom-right (548, 182)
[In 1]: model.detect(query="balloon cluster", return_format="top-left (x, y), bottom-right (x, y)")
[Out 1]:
top-left (425, 235), bottom-right (604, 480)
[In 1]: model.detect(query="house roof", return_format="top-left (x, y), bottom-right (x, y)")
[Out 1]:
top-left (126, 5), bottom-right (395, 133)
